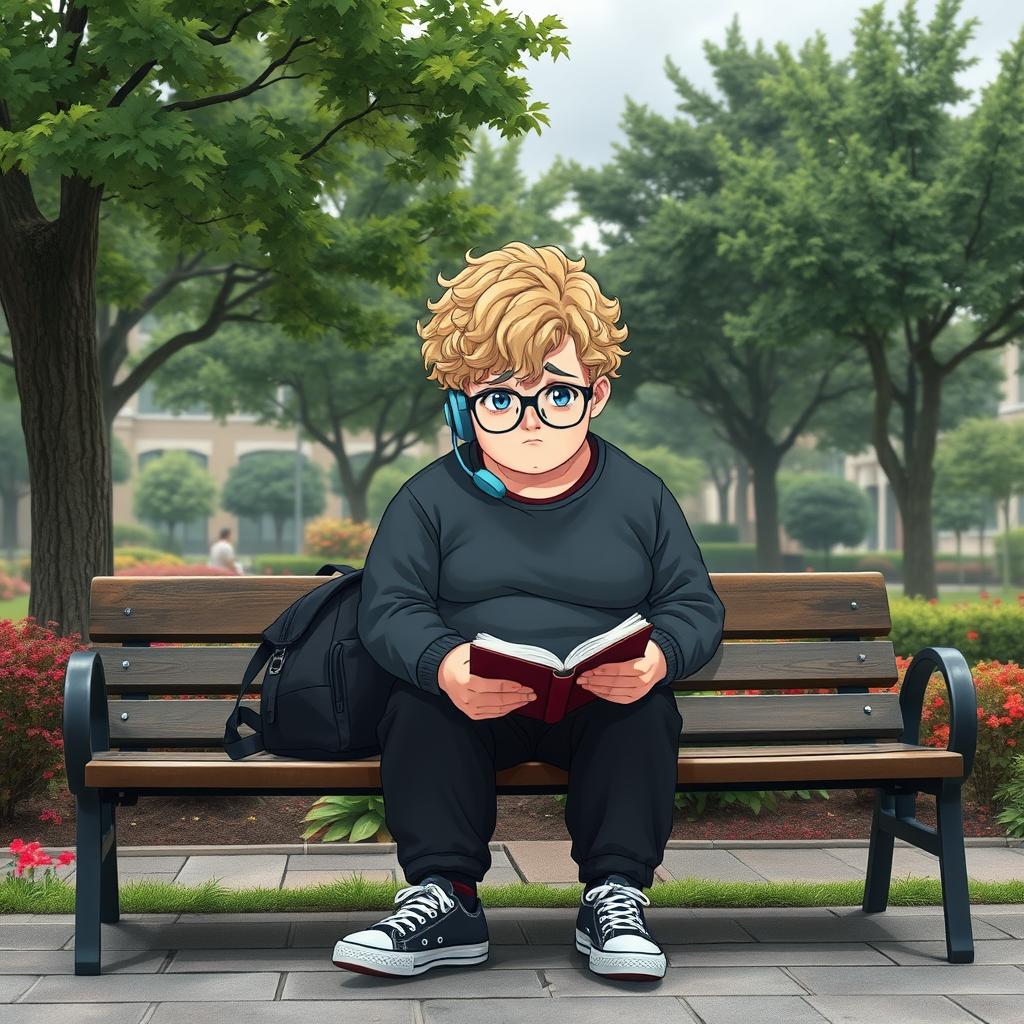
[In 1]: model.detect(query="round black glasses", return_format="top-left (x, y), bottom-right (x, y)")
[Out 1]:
top-left (467, 383), bottom-right (594, 434)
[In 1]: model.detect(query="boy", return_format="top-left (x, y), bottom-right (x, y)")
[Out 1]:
top-left (333, 241), bottom-right (725, 981)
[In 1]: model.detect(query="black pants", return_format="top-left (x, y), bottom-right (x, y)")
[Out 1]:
top-left (375, 681), bottom-right (683, 889)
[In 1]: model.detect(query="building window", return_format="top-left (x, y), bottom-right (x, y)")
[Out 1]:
top-left (137, 449), bottom-right (210, 554)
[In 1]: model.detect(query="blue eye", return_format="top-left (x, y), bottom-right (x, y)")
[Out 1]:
top-left (482, 391), bottom-right (513, 411)
top-left (550, 387), bottom-right (572, 407)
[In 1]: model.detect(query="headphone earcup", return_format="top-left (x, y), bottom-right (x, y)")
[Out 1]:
top-left (445, 389), bottom-right (474, 443)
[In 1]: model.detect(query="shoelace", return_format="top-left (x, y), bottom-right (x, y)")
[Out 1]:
top-left (583, 881), bottom-right (651, 941)
top-left (375, 882), bottom-right (455, 937)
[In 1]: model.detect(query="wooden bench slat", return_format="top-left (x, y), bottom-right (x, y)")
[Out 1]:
top-left (88, 571), bottom-right (892, 641)
top-left (83, 743), bottom-right (963, 789)
top-left (95, 640), bottom-right (899, 694)
top-left (105, 692), bottom-right (907, 746)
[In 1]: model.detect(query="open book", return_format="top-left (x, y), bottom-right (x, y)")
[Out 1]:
top-left (469, 613), bottom-right (654, 724)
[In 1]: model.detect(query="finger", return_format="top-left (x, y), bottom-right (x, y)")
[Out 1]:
top-left (580, 675), bottom-right (644, 690)
top-left (470, 693), bottom-right (537, 710)
top-left (467, 676), bottom-right (534, 695)
top-left (580, 659), bottom-right (643, 677)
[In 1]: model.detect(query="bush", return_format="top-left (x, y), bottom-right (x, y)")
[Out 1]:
top-left (114, 547), bottom-right (186, 571)
top-left (114, 563), bottom-right (237, 576)
top-left (0, 617), bottom-right (87, 822)
top-left (0, 571), bottom-right (29, 601)
top-left (251, 555), bottom-right (365, 575)
top-left (692, 522), bottom-right (740, 543)
top-left (304, 516), bottom-right (375, 560)
top-left (113, 522), bottom-right (161, 548)
top-left (889, 593), bottom-right (1024, 665)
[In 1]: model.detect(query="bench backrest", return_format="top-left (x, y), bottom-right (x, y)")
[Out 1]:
top-left (88, 571), bottom-right (899, 751)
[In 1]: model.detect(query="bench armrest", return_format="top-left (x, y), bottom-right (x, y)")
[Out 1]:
top-left (63, 650), bottom-right (111, 796)
top-left (898, 645), bottom-right (977, 781)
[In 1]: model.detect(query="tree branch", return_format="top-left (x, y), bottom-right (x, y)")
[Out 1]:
top-left (108, 61), bottom-right (159, 108)
top-left (299, 96), bottom-right (382, 161)
top-left (198, 3), bottom-right (272, 46)
top-left (161, 38), bottom-right (316, 113)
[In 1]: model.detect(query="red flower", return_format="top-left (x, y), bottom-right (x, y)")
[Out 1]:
top-left (966, 630), bottom-right (979, 641)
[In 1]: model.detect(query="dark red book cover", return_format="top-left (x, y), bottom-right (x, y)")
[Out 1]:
top-left (469, 622), bottom-right (655, 724)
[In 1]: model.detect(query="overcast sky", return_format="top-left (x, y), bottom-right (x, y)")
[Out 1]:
top-left (477, 0), bottom-right (1024, 249)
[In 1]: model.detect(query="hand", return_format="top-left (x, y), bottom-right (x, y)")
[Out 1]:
top-left (575, 639), bottom-right (668, 705)
top-left (437, 642), bottom-right (538, 720)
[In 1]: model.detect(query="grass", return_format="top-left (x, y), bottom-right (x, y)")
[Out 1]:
top-left (2, 874), bottom-right (1024, 915)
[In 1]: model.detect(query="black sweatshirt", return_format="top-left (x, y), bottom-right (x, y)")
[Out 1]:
top-left (356, 431), bottom-right (726, 696)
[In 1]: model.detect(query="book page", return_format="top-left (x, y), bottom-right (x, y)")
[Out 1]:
top-left (471, 633), bottom-right (564, 671)
top-left (564, 612), bottom-right (650, 669)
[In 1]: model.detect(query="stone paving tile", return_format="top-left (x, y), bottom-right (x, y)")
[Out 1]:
top-left (285, 853), bottom-right (401, 870)
top-left (665, 941), bottom-right (893, 966)
top-left (734, 911), bottom-right (1009, 943)
top-left (658, 849), bottom-right (769, 882)
top-left (174, 854), bottom-right (288, 889)
top-left (0, 950), bottom-right (167, 974)
top-left (950, 995), bottom-right (1024, 1024)
top-left (827, 845), bottom-right (1024, 882)
top-left (504, 841), bottom-right (577, 883)
top-left (728, 848), bottom-right (876, 883)
top-left (0, 978), bottom-right (38, 1003)
top-left (973, 913), bottom-right (1024, 938)
top-left (0, 1005), bottom-right (151, 1024)
top-left (792, 995), bottom-right (980, 1024)
top-left (421, 996), bottom-right (700, 1022)
top-left (280, 967), bottom-right (548, 999)
top-left (789, 964), bottom-right (1024, 994)
top-left (19, 972), bottom-right (280, 1003)
top-left (86, 920), bottom-right (291, 949)
top-left (149, 1003), bottom-right (417, 1024)
top-left (871, 938), bottom-right (1024, 965)
top-left (682, 995), bottom-right (830, 1024)
top-left (544, 965), bottom-right (805, 997)
top-left (280, 869), bottom-right (394, 889)
top-left (0, 923), bottom-right (74, 950)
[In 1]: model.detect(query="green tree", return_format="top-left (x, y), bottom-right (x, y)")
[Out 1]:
top-left (221, 451), bottom-right (326, 551)
top-left (0, 1), bottom-right (567, 638)
top-left (0, 399), bottom-right (28, 560)
top-left (564, 18), bottom-right (867, 570)
top-left (132, 450), bottom-right (217, 550)
top-left (936, 417), bottom-right (1024, 592)
top-left (714, 0), bottom-right (1024, 597)
top-left (933, 441), bottom-right (989, 586)
top-left (779, 473), bottom-right (871, 567)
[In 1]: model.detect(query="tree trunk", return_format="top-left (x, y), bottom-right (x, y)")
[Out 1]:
top-left (735, 458), bottom-right (751, 543)
top-left (749, 449), bottom-right (783, 571)
top-left (892, 468), bottom-right (937, 599)
top-left (1, 487), bottom-right (21, 562)
top-left (346, 483), bottom-right (369, 524)
top-left (0, 179), bottom-right (108, 641)
top-left (955, 530), bottom-right (963, 587)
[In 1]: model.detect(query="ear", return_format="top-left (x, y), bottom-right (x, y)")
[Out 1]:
top-left (589, 374), bottom-right (611, 418)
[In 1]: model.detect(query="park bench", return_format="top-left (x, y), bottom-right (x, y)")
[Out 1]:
top-left (63, 569), bottom-right (978, 974)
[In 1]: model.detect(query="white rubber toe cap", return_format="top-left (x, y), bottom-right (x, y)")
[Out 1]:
top-left (341, 928), bottom-right (395, 950)
top-left (603, 933), bottom-right (661, 955)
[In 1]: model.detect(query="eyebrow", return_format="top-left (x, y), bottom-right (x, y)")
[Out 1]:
top-left (485, 362), bottom-right (579, 385)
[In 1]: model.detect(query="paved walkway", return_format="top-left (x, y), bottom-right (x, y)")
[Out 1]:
top-left (3, 838), bottom-right (1024, 1023)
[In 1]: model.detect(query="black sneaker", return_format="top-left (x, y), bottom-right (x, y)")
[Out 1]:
top-left (575, 872), bottom-right (667, 980)
top-left (332, 873), bottom-right (488, 977)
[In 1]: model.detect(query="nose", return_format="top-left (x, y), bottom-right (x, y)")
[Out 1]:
top-left (522, 404), bottom-right (543, 430)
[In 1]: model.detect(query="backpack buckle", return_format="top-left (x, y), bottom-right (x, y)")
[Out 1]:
top-left (268, 647), bottom-right (287, 675)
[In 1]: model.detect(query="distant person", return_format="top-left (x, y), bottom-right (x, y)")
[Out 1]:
top-left (208, 526), bottom-right (243, 574)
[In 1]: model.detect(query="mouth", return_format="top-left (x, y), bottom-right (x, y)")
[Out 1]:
top-left (523, 439), bottom-right (542, 444)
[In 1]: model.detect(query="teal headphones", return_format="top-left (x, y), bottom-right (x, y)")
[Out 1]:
top-left (443, 390), bottom-right (507, 499)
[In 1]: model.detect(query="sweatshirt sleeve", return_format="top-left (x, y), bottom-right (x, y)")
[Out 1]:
top-left (356, 485), bottom-right (466, 696)
top-left (645, 482), bottom-right (726, 688)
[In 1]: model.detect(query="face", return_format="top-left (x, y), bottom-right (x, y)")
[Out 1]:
top-left (462, 332), bottom-right (611, 475)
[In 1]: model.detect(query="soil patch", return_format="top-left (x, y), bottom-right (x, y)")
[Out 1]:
top-left (1, 785), bottom-right (1008, 851)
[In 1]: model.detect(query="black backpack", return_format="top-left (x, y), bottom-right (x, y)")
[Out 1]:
top-left (223, 563), bottom-right (398, 760)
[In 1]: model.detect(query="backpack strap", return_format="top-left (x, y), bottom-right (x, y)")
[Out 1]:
top-left (223, 637), bottom-right (274, 760)
top-left (316, 563), bottom-right (358, 576)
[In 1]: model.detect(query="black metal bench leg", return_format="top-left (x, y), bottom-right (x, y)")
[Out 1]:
top-left (862, 788), bottom-right (895, 913)
top-left (74, 789), bottom-right (102, 975)
top-left (936, 780), bottom-right (975, 964)
top-left (99, 796), bottom-right (120, 925)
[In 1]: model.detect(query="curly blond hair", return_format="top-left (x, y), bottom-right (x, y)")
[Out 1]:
top-left (417, 241), bottom-right (630, 391)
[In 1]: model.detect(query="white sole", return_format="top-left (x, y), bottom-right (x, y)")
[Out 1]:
top-left (575, 927), bottom-right (667, 979)
top-left (332, 937), bottom-right (489, 976)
